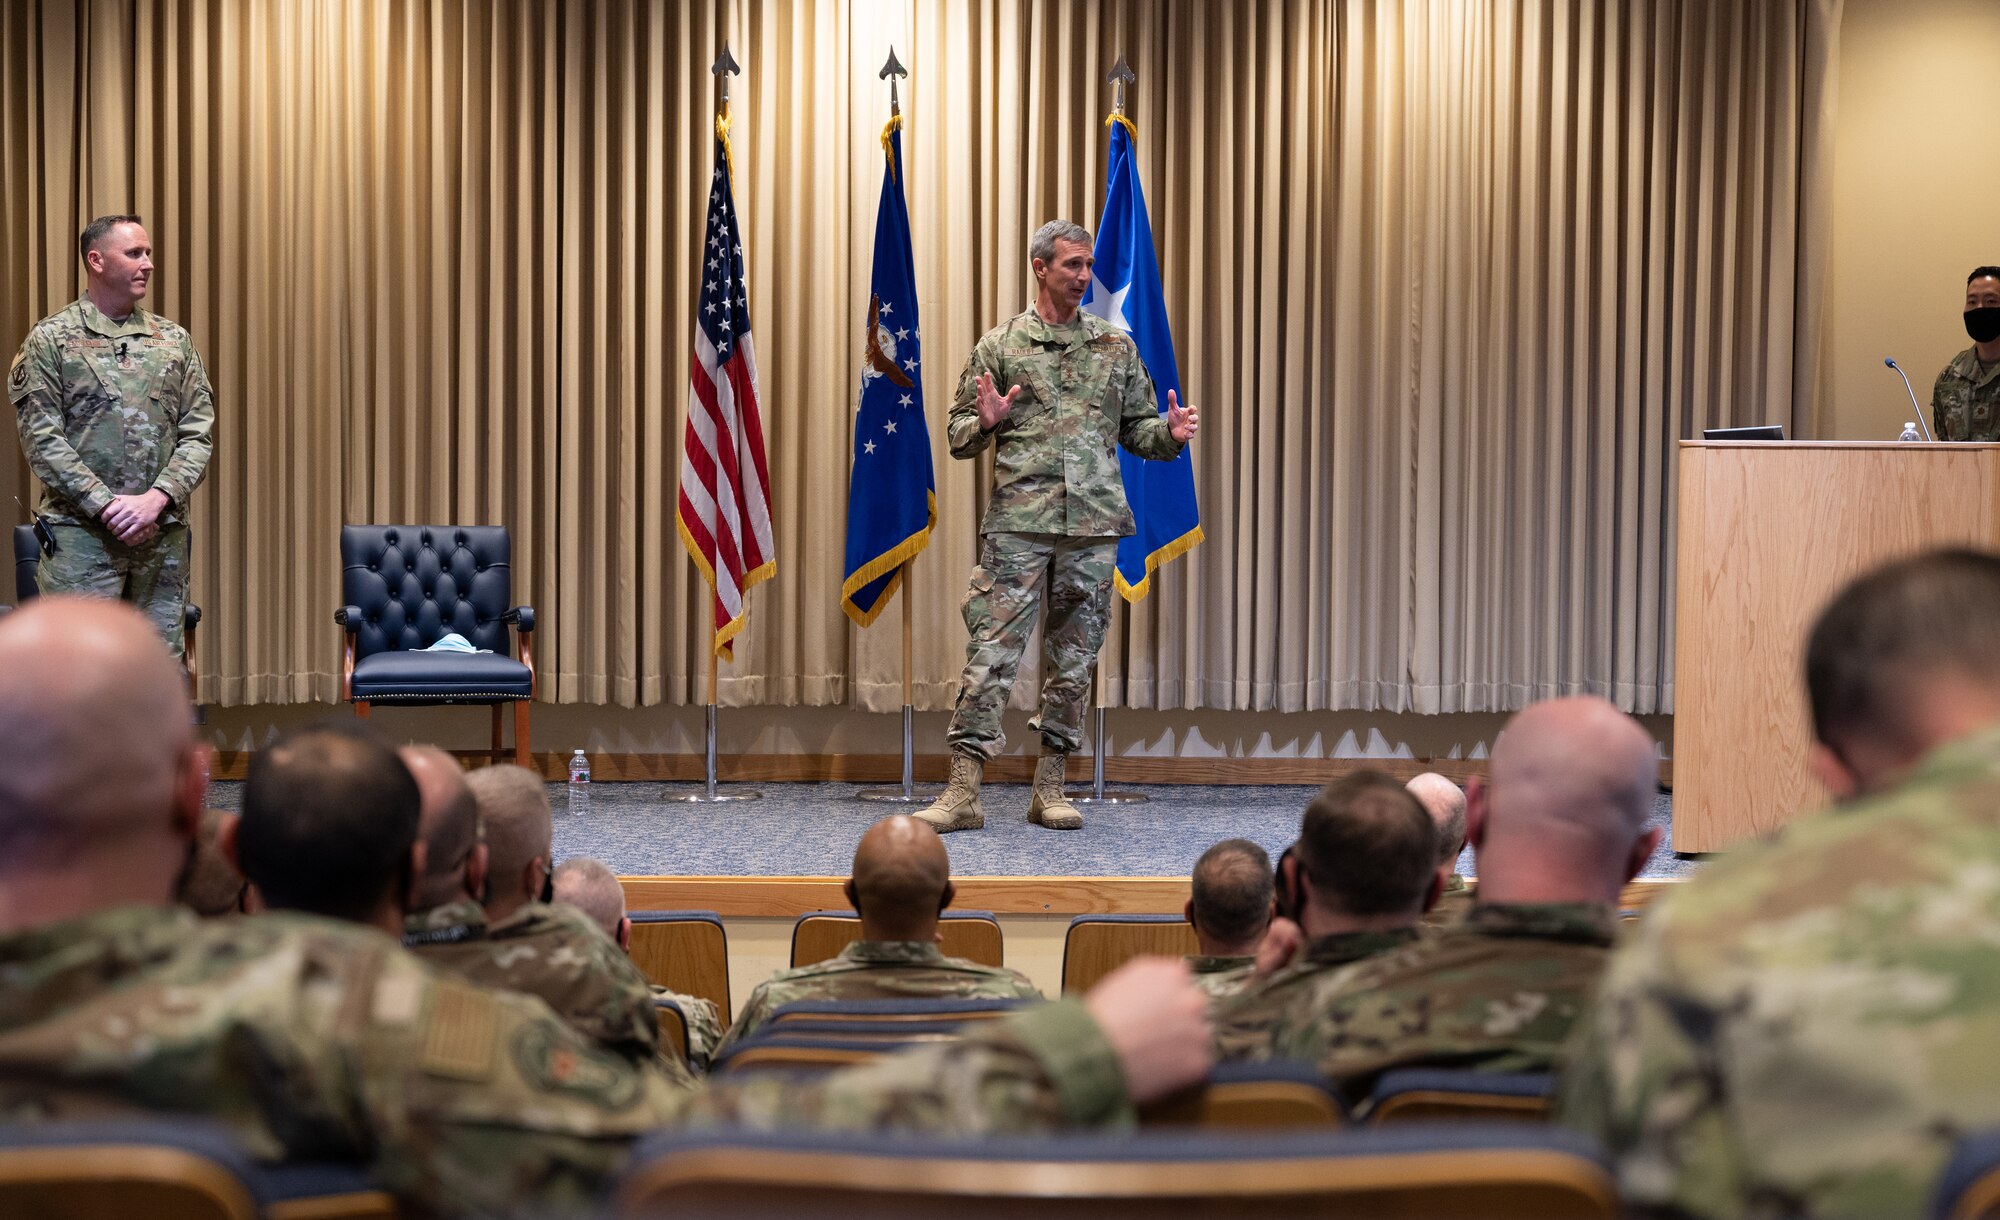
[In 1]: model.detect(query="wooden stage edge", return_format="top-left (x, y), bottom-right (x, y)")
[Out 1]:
top-left (620, 875), bottom-right (1687, 919)
top-left (208, 749), bottom-right (1675, 788)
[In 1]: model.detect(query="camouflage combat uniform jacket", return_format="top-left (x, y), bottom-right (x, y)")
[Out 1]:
top-left (1559, 724), bottom-right (2000, 1219)
top-left (718, 940), bottom-right (1043, 1058)
top-left (406, 898), bottom-right (661, 1065)
top-left (0, 906), bottom-right (1138, 1216)
top-left (9, 295), bottom-right (213, 525)
top-left (1186, 954), bottom-right (1258, 1002)
top-left (946, 308), bottom-right (1183, 537)
top-left (648, 983), bottom-right (725, 1074)
top-left (1211, 927), bottom-right (1422, 1060)
top-left (1421, 872), bottom-right (1476, 930)
top-left (1931, 346), bottom-right (2000, 441)
top-left (1216, 905), bottom-right (1614, 1109)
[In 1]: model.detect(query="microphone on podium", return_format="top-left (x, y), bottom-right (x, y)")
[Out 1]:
top-left (1884, 357), bottom-right (1935, 441)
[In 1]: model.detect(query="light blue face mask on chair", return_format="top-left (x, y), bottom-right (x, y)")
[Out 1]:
top-left (424, 633), bottom-right (490, 654)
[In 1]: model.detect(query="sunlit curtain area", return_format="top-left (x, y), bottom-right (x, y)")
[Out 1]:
top-left (0, 0), bottom-right (1837, 715)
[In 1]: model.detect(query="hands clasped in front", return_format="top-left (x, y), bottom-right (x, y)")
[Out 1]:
top-left (100, 489), bottom-right (169, 546)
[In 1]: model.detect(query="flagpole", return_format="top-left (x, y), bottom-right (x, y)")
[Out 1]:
top-left (1070, 52), bottom-right (1150, 808)
top-left (668, 39), bottom-right (761, 806)
top-left (855, 45), bottom-right (940, 806)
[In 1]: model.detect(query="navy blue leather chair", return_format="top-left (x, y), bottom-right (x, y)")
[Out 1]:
top-left (335, 524), bottom-right (535, 765)
top-left (13, 523), bottom-right (203, 670)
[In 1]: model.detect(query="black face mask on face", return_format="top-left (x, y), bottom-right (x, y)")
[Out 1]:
top-left (540, 864), bottom-right (554, 905)
top-left (1966, 307), bottom-right (2000, 345)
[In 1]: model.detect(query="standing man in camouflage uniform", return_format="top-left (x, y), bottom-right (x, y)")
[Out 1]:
top-left (919, 220), bottom-right (1200, 834)
top-left (1560, 549), bottom-right (2000, 1218)
top-left (717, 816), bottom-right (1042, 1056)
top-left (1183, 839), bottom-right (1277, 1001)
top-left (1931, 265), bottom-right (2000, 441)
top-left (8, 215), bottom-right (213, 657)
top-left (1214, 702), bottom-right (1660, 1112)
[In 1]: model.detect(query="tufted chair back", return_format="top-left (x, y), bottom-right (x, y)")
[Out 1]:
top-left (339, 525), bottom-right (514, 661)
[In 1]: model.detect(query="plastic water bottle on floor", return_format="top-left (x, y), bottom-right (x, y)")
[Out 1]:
top-left (1900, 421), bottom-right (1921, 441)
top-left (568, 749), bottom-right (591, 816)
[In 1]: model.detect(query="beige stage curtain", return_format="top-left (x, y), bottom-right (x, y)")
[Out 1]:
top-left (0, 0), bottom-right (1835, 716)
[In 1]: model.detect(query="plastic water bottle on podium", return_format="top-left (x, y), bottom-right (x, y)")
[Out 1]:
top-left (568, 749), bottom-right (591, 816)
top-left (1900, 421), bottom-right (1922, 442)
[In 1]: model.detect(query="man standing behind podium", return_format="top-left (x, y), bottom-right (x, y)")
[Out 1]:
top-left (7, 215), bottom-right (213, 657)
top-left (918, 220), bottom-right (1199, 835)
top-left (1931, 265), bottom-right (2000, 441)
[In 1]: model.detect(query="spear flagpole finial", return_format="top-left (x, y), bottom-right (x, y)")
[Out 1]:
top-left (880, 46), bottom-right (907, 114)
top-left (1107, 54), bottom-right (1135, 115)
top-left (712, 42), bottom-right (741, 103)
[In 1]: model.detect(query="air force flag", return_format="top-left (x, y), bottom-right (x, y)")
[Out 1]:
top-left (1081, 114), bottom-right (1202, 601)
top-left (840, 120), bottom-right (936, 625)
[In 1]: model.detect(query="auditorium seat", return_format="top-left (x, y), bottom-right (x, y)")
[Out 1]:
top-left (764, 997), bottom-right (1033, 1029)
top-left (336, 524), bottom-right (534, 766)
top-left (0, 1120), bottom-right (393, 1220)
top-left (1139, 1060), bottom-right (1346, 1129)
top-left (610, 1122), bottom-right (1619, 1218)
top-left (15, 523), bottom-right (203, 674)
top-left (1060, 913), bottom-right (1199, 995)
top-left (1930, 1130), bottom-right (2000, 1219)
top-left (790, 909), bottom-right (1004, 968)
top-left (1365, 1069), bottom-right (1555, 1123)
top-left (712, 1034), bottom-right (920, 1075)
top-left (626, 909), bottom-right (731, 1022)
top-left (654, 995), bottom-right (691, 1064)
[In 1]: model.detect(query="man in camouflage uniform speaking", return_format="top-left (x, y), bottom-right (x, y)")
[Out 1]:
top-left (1559, 549), bottom-right (2000, 1217)
top-left (1931, 265), bottom-right (2000, 441)
top-left (920, 220), bottom-right (1199, 834)
top-left (7, 214), bottom-right (213, 657)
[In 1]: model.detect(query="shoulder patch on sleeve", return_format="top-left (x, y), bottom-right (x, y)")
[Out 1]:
top-left (421, 981), bottom-right (500, 1080)
top-left (508, 1021), bottom-right (642, 1110)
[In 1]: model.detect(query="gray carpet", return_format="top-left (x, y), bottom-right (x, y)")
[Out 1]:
top-left (207, 781), bottom-right (1693, 880)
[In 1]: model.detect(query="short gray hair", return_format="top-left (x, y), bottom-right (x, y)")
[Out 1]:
top-left (1030, 220), bottom-right (1091, 266)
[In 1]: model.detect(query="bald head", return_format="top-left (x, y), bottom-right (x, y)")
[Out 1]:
top-left (402, 746), bottom-right (483, 911)
top-left (1473, 696), bottom-right (1660, 905)
top-left (1406, 773), bottom-right (1468, 866)
top-left (0, 598), bottom-right (196, 876)
top-left (552, 857), bottom-right (626, 941)
top-left (847, 816), bottom-right (953, 941)
top-left (467, 764), bottom-right (551, 919)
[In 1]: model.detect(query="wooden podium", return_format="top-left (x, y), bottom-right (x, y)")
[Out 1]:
top-left (1673, 441), bottom-right (2000, 852)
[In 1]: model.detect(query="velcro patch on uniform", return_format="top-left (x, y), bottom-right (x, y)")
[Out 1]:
top-left (508, 1022), bottom-right (641, 1110)
top-left (6, 354), bottom-right (25, 397)
top-left (420, 981), bottom-right (500, 1080)
top-left (72, 337), bottom-right (111, 351)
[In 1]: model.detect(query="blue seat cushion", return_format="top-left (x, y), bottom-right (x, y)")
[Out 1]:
top-left (351, 649), bottom-right (532, 702)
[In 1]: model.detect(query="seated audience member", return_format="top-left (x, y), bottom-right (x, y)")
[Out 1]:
top-left (1562, 549), bottom-right (2000, 1217)
top-left (552, 855), bottom-right (724, 1070)
top-left (175, 806), bottom-right (247, 916)
top-left (718, 815), bottom-right (1042, 1055)
top-left (1183, 838), bottom-right (1276, 999)
top-left (1407, 771), bottom-right (1473, 927)
top-left (0, 599), bottom-right (1213, 1215)
top-left (1212, 772), bottom-right (1438, 1061)
top-left (400, 754), bottom-right (661, 1064)
top-left (1216, 698), bottom-right (1659, 1108)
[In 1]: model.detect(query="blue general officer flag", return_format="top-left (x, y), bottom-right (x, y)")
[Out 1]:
top-left (1081, 114), bottom-right (1203, 601)
top-left (841, 119), bottom-right (936, 626)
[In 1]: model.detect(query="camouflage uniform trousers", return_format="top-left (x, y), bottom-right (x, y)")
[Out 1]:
top-left (946, 531), bottom-right (1117, 761)
top-left (39, 520), bottom-right (190, 658)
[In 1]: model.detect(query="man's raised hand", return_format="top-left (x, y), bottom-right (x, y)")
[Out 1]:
top-left (1166, 389), bottom-right (1200, 443)
top-left (976, 371), bottom-right (1021, 431)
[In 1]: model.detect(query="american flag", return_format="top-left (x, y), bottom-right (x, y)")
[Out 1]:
top-left (676, 123), bottom-right (775, 659)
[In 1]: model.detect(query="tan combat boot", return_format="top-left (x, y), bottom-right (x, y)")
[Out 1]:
top-left (915, 753), bottom-right (985, 833)
top-left (1026, 752), bottom-right (1083, 829)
